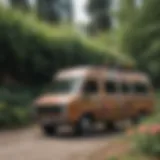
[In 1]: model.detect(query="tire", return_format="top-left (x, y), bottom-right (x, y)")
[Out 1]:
top-left (132, 112), bottom-right (146, 125)
top-left (73, 116), bottom-right (93, 136)
top-left (42, 125), bottom-right (57, 136)
top-left (104, 121), bottom-right (116, 132)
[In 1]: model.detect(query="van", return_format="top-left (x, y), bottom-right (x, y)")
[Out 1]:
top-left (33, 66), bottom-right (155, 135)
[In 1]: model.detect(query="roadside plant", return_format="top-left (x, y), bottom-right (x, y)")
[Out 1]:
top-left (134, 124), bottom-right (160, 158)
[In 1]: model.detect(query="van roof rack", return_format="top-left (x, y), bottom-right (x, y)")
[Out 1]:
top-left (101, 62), bottom-right (137, 72)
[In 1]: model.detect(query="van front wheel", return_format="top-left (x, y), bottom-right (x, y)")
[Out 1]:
top-left (104, 121), bottom-right (116, 132)
top-left (73, 116), bottom-right (93, 136)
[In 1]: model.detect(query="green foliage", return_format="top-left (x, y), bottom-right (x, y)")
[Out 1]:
top-left (0, 104), bottom-right (31, 128)
top-left (0, 85), bottom-right (40, 128)
top-left (122, 0), bottom-right (160, 86)
top-left (36, 0), bottom-right (61, 23)
top-left (116, 0), bottom-right (137, 27)
top-left (87, 0), bottom-right (112, 33)
top-left (135, 130), bottom-right (160, 157)
top-left (0, 6), bottom-right (129, 86)
top-left (9, 0), bottom-right (30, 10)
top-left (109, 0), bottom-right (139, 54)
top-left (36, 0), bottom-right (73, 23)
top-left (132, 91), bottom-right (160, 158)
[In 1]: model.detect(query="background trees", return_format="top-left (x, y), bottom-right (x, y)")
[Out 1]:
top-left (9, 0), bottom-right (30, 10)
top-left (0, 6), bottom-right (129, 85)
top-left (117, 0), bottom-right (137, 28)
top-left (87, 0), bottom-right (112, 34)
top-left (122, 0), bottom-right (160, 86)
top-left (36, 0), bottom-right (73, 23)
top-left (2, 0), bottom-right (160, 86)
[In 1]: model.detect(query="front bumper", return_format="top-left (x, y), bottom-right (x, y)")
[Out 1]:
top-left (38, 114), bottom-right (69, 126)
top-left (34, 105), bottom-right (69, 125)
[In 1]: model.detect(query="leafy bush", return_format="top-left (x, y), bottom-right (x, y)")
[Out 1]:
top-left (0, 6), bottom-right (130, 86)
top-left (0, 85), bottom-right (40, 128)
top-left (0, 103), bottom-right (31, 128)
top-left (127, 94), bottom-right (160, 158)
top-left (135, 124), bottom-right (160, 157)
top-left (122, 0), bottom-right (160, 87)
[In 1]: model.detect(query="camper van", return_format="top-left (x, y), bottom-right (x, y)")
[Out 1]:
top-left (34, 66), bottom-right (155, 135)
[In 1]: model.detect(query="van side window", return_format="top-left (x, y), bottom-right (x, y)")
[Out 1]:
top-left (134, 83), bottom-right (149, 94)
top-left (83, 80), bottom-right (98, 93)
top-left (121, 83), bottom-right (131, 93)
top-left (105, 81), bottom-right (117, 93)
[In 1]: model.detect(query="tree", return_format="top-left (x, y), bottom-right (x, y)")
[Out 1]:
top-left (87, 0), bottom-right (112, 34)
top-left (37, 0), bottom-right (60, 23)
top-left (117, 0), bottom-right (137, 27)
top-left (99, 0), bottom-right (137, 59)
top-left (60, 0), bottom-right (73, 22)
top-left (36, 0), bottom-right (73, 23)
top-left (0, 6), bottom-right (128, 85)
top-left (122, 0), bottom-right (160, 86)
top-left (110, 0), bottom-right (137, 53)
top-left (9, 0), bottom-right (30, 10)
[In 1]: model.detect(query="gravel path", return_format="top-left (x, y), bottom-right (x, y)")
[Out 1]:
top-left (0, 126), bottom-right (117, 160)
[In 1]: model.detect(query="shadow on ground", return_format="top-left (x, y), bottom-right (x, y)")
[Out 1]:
top-left (44, 126), bottom-right (124, 141)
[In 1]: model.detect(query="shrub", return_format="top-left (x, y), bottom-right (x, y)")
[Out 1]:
top-left (122, 0), bottom-right (160, 87)
top-left (134, 124), bottom-right (160, 157)
top-left (0, 104), bottom-right (31, 128)
top-left (0, 85), bottom-right (39, 128)
top-left (0, 6), bottom-right (131, 86)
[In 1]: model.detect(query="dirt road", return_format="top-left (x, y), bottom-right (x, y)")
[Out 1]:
top-left (0, 126), bottom-right (118, 160)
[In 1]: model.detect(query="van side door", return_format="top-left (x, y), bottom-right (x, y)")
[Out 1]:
top-left (119, 81), bottom-right (134, 118)
top-left (103, 80), bottom-right (122, 121)
top-left (80, 79), bottom-right (102, 120)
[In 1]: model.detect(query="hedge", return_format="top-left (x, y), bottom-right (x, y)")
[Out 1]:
top-left (0, 85), bottom-right (36, 128)
top-left (0, 6), bottom-right (132, 85)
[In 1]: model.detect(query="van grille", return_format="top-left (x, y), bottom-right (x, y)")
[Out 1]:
top-left (36, 106), bottom-right (62, 114)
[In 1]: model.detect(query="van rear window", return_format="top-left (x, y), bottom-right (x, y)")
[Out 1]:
top-left (133, 83), bottom-right (149, 94)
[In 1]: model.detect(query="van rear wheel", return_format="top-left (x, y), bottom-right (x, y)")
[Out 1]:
top-left (132, 112), bottom-right (147, 125)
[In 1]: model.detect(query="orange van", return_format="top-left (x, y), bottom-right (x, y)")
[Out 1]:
top-left (33, 66), bottom-right (155, 135)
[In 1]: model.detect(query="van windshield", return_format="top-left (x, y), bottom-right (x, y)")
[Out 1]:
top-left (47, 78), bottom-right (81, 94)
